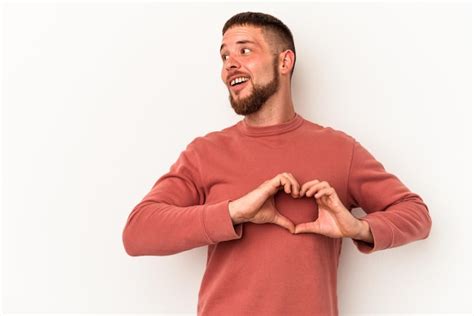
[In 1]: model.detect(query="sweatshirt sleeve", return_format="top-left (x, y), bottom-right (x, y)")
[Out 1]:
top-left (346, 139), bottom-right (432, 254)
top-left (122, 139), bottom-right (243, 256)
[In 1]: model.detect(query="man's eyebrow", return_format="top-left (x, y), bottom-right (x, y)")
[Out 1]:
top-left (220, 40), bottom-right (256, 53)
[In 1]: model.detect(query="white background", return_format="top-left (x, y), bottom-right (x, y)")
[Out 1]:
top-left (1, 1), bottom-right (472, 315)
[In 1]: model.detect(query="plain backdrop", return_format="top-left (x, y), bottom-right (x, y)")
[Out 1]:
top-left (2, 1), bottom-right (472, 315)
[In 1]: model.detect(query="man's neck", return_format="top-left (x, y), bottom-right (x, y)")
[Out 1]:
top-left (243, 89), bottom-right (296, 127)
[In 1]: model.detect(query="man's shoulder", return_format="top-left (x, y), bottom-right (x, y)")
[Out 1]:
top-left (185, 121), bottom-right (240, 150)
top-left (302, 118), bottom-right (356, 145)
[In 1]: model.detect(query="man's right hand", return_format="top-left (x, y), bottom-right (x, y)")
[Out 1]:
top-left (228, 173), bottom-right (301, 234)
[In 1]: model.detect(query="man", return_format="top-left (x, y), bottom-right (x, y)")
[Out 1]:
top-left (122, 11), bottom-right (432, 316)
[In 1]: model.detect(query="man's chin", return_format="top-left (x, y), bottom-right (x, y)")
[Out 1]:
top-left (229, 93), bottom-right (248, 106)
top-left (230, 100), bottom-right (262, 116)
top-left (230, 89), bottom-right (248, 99)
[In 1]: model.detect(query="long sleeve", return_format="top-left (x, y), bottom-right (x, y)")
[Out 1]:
top-left (347, 139), bottom-right (432, 254)
top-left (122, 140), bottom-right (243, 256)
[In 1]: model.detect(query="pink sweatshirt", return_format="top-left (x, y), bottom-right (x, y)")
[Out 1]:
top-left (122, 112), bottom-right (432, 315)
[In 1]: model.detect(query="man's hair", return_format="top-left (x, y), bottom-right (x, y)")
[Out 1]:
top-left (222, 11), bottom-right (296, 79)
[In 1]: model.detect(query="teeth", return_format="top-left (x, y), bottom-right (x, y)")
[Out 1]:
top-left (230, 77), bottom-right (249, 86)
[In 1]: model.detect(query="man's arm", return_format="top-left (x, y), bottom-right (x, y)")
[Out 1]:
top-left (353, 219), bottom-right (374, 244)
top-left (347, 139), bottom-right (432, 254)
top-left (122, 140), bottom-right (243, 256)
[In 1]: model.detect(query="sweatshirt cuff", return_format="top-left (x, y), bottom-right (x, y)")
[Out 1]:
top-left (352, 214), bottom-right (393, 254)
top-left (202, 199), bottom-right (243, 243)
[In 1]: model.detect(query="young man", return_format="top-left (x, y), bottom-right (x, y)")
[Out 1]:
top-left (122, 12), bottom-right (432, 316)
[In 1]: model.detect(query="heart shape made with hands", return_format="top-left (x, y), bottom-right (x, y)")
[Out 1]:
top-left (274, 190), bottom-right (318, 224)
top-left (273, 179), bottom-right (360, 238)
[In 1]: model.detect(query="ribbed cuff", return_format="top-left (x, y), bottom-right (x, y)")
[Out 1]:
top-left (201, 199), bottom-right (243, 243)
top-left (352, 214), bottom-right (394, 254)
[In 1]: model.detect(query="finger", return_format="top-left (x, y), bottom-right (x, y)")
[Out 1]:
top-left (279, 174), bottom-right (299, 198)
top-left (304, 181), bottom-right (329, 197)
top-left (299, 179), bottom-right (320, 197)
top-left (272, 212), bottom-right (296, 234)
top-left (294, 222), bottom-right (316, 234)
top-left (270, 174), bottom-right (290, 193)
top-left (279, 175), bottom-right (292, 195)
top-left (282, 172), bottom-right (301, 198)
top-left (314, 187), bottom-right (334, 199)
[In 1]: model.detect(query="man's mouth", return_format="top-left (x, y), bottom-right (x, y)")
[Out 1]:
top-left (229, 78), bottom-right (250, 92)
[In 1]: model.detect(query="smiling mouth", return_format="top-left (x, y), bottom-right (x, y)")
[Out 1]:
top-left (230, 79), bottom-right (250, 92)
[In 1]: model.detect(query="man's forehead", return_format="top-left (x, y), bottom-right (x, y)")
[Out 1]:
top-left (220, 25), bottom-right (264, 51)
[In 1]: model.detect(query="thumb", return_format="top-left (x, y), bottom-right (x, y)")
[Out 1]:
top-left (294, 222), bottom-right (317, 234)
top-left (272, 213), bottom-right (296, 234)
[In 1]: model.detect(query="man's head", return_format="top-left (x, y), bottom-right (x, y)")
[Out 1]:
top-left (220, 12), bottom-right (296, 115)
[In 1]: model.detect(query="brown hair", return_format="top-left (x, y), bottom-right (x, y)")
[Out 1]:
top-left (222, 11), bottom-right (296, 79)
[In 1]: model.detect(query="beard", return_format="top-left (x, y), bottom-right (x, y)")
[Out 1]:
top-left (228, 57), bottom-right (280, 116)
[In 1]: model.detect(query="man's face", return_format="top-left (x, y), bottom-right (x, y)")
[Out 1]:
top-left (220, 25), bottom-right (280, 115)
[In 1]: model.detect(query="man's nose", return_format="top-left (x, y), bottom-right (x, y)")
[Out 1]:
top-left (224, 55), bottom-right (241, 71)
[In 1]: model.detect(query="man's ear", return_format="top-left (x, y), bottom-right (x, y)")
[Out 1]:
top-left (280, 50), bottom-right (295, 75)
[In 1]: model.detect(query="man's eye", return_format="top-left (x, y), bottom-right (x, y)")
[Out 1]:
top-left (221, 48), bottom-right (250, 61)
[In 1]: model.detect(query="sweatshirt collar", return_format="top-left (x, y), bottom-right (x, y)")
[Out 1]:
top-left (237, 112), bottom-right (304, 137)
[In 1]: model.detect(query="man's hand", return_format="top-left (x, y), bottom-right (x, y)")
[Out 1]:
top-left (294, 179), bottom-right (364, 238)
top-left (228, 172), bottom-right (301, 233)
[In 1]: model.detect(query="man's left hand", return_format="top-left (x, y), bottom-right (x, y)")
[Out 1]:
top-left (294, 179), bottom-right (362, 238)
